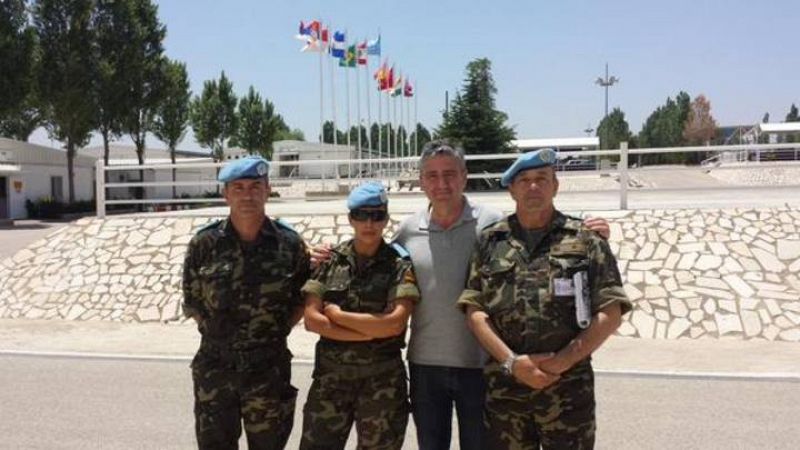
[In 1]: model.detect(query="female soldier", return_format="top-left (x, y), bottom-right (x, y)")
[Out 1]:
top-left (300, 181), bottom-right (419, 450)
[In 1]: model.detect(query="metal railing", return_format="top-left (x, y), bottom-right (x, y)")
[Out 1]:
top-left (95, 142), bottom-right (800, 218)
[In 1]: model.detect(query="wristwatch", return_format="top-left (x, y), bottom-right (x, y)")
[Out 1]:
top-left (501, 352), bottom-right (518, 376)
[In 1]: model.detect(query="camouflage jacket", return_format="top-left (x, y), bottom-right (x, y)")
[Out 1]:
top-left (182, 217), bottom-right (310, 351)
top-left (302, 240), bottom-right (420, 366)
top-left (458, 211), bottom-right (631, 357)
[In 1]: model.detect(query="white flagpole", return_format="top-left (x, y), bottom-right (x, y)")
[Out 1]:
top-left (377, 84), bottom-right (382, 176)
top-left (345, 50), bottom-right (351, 179)
top-left (365, 54), bottom-right (372, 176)
top-left (355, 54), bottom-right (362, 178)
top-left (414, 82), bottom-right (419, 157)
top-left (393, 89), bottom-right (398, 173)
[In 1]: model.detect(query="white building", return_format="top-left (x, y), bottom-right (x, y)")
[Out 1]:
top-left (0, 138), bottom-right (96, 220)
top-left (80, 144), bottom-right (215, 200)
top-left (272, 140), bottom-right (376, 179)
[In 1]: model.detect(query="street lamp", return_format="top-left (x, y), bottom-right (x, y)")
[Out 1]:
top-left (595, 63), bottom-right (619, 149)
top-left (595, 63), bottom-right (619, 118)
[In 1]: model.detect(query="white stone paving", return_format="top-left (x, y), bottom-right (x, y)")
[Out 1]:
top-left (1, 207), bottom-right (799, 342)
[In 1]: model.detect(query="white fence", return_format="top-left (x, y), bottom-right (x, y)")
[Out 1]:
top-left (95, 142), bottom-right (800, 218)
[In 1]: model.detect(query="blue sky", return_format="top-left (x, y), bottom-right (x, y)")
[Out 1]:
top-left (30, 0), bottom-right (800, 152)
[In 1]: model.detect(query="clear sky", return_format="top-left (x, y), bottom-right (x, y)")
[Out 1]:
top-left (30, 0), bottom-right (800, 153)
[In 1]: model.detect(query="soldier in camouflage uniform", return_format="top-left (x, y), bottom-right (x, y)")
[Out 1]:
top-left (300, 182), bottom-right (420, 450)
top-left (457, 149), bottom-right (632, 450)
top-left (182, 156), bottom-right (310, 449)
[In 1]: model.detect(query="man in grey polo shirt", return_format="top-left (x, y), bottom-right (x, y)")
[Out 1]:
top-left (312, 140), bottom-right (609, 450)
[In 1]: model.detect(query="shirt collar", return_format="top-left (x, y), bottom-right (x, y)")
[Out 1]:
top-left (419, 196), bottom-right (479, 231)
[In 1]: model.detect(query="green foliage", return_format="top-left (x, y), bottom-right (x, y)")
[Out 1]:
top-left (25, 197), bottom-right (95, 219)
top-left (119, 0), bottom-right (166, 166)
top-left (637, 91), bottom-right (691, 165)
top-left (785, 104), bottom-right (799, 144)
top-left (153, 59), bottom-right (191, 155)
top-left (231, 86), bottom-right (287, 160)
top-left (190, 71), bottom-right (238, 161)
top-left (275, 127), bottom-right (304, 142)
top-left (34, 0), bottom-right (98, 203)
top-left (0, 95), bottom-right (42, 141)
top-left (436, 58), bottom-right (516, 182)
top-left (596, 108), bottom-right (632, 150)
top-left (409, 123), bottom-right (432, 154)
top-left (0, 0), bottom-right (37, 117)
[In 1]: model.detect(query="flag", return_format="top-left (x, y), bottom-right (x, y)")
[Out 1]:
top-left (320, 27), bottom-right (329, 48)
top-left (297, 20), bottom-right (320, 39)
top-left (330, 31), bottom-right (346, 58)
top-left (367, 35), bottom-right (381, 56)
top-left (391, 75), bottom-right (403, 96)
top-left (299, 35), bottom-right (321, 52)
top-left (339, 44), bottom-right (357, 67)
top-left (384, 66), bottom-right (395, 91)
top-left (373, 61), bottom-right (388, 90)
top-left (404, 79), bottom-right (414, 97)
top-left (356, 41), bottom-right (368, 65)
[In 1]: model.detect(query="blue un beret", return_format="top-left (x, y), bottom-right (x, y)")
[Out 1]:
top-left (347, 181), bottom-right (388, 210)
top-left (218, 156), bottom-right (270, 183)
top-left (500, 148), bottom-right (558, 187)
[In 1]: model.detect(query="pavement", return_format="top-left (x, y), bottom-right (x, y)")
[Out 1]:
top-left (1, 318), bottom-right (799, 380)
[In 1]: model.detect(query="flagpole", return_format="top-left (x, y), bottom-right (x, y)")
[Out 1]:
top-left (355, 54), bottom-right (362, 179)
top-left (365, 54), bottom-right (372, 177)
top-left (414, 82), bottom-right (419, 158)
top-left (345, 55), bottom-right (351, 179)
top-left (377, 85), bottom-right (382, 176)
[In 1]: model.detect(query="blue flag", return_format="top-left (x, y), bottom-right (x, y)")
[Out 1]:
top-left (367, 35), bottom-right (381, 56)
top-left (330, 31), bottom-right (346, 58)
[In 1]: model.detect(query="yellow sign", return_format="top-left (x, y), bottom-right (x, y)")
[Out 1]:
top-left (13, 181), bottom-right (22, 193)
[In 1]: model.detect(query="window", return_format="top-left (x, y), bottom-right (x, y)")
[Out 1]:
top-left (51, 176), bottom-right (64, 201)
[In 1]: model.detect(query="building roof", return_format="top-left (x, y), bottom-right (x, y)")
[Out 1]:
top-left (758, 122), bottom-right (800, 134)
top-left (0, 138), bottom-right (96, 167)
top-left (512, 137), bottom-right (600, 150)
top-left (80, 144), bottom-right (211, 162)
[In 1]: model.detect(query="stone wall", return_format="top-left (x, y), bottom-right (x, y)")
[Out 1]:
top-left (1, 207), bottom-right (799, 341)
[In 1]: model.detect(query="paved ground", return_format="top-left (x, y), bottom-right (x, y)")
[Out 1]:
top-left (0, 219), bottom-right (69, 259)
top-left (2, 319), bottom-right (799, 379)
top-left (1, 354), bottom-right (798, 450)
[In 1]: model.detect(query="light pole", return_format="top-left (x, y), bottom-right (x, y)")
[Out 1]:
top-left (595, 63), bottom-right (619, 149)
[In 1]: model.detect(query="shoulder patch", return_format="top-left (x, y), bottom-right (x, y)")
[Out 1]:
top-left (390, 242), bottom-right (411, 259)
top-left (195, 219), bottom-right (222, 235)
top-left (274, 218), bottom-right (299, 235)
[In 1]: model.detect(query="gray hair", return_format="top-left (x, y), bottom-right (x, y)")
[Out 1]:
top-left (418, 139), bottom-right (467, 171)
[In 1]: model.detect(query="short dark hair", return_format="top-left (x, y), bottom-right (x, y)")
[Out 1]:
top-left (419, 139), bottom-right (467, 171)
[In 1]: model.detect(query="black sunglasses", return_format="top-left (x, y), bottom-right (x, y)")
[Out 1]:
top-left (349, 209), bottom-right (389, 222)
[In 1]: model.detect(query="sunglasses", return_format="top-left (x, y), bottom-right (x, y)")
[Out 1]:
top-left (349, 209), bottom-right (389, 222)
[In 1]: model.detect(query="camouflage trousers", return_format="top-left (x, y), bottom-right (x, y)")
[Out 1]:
top-left (483, 362), bottom-right (596, 450)
top-left (300, 358), bottom-right (410, 450)
top-left (192, 355), bottom-right (297, 450)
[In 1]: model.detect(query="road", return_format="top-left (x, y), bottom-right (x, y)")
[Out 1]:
top-left (1, 354), bottom-right (797, 449)
top-left (0, 220), bottom-right (69, 259)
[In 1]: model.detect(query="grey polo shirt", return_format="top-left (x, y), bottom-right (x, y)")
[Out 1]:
top-left (394, 198), bottom-right (503, 368)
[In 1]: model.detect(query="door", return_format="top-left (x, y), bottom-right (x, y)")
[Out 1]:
top-left (0, 177), bottom-right (8, 219)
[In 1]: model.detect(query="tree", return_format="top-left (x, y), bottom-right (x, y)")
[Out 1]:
top-left (596, 108), bottom-right (632, 150)
top-left (409, 123), bottom-right (432, 154)
top-left (683, 95), bottom-right (717, 146)
top-left (275, 127), bottom-right (304, 141)
top-left (0, 0), bottom-right (37, 118)
top-left (190, 71), bottom-right (238, 164)
top-left (231, 86), bottom-right (287, 160)
top-left (119, 0), bottom-right (165, 202)
top-left (0, 96), bottom-right (43, 141)
top-left (93, 0), bottom-right (138, 169)
top-left (153, 59), bottom-right (190, 198)
top-left (34, 0), bottom-right (98, 203)
top-left (321, 120), bottom-right (346, 145)
top-left (436, 58), bottom-right (516, 186)
top-left (785, 104), bottom-right (799, 144)
top-left (638, 91), bottom-right (691, 165)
